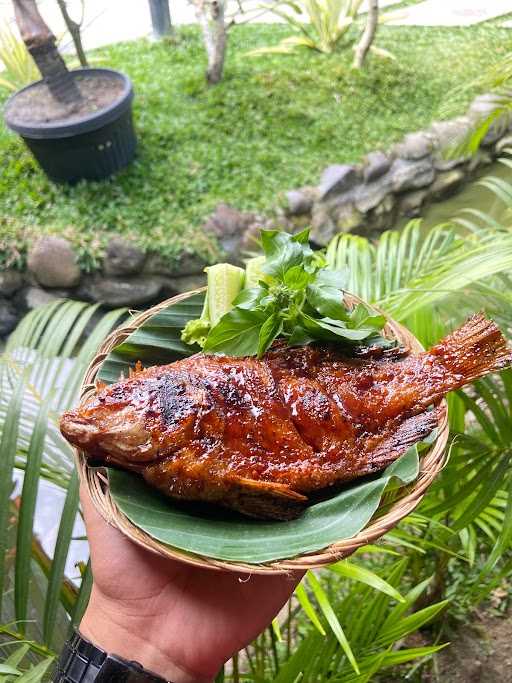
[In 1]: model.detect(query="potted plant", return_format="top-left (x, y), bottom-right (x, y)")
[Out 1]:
top-left (3, 0), bottom-right (137, 184)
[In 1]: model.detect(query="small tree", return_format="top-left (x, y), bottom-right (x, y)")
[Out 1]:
top-left (191, 0), bottom-right (227, 84)
top-left (353, 0), bottom-right (378, 69)
top-left (13, 0), bottom-right (82, 104)
top-left (55, 0), bottom-right (88, 68)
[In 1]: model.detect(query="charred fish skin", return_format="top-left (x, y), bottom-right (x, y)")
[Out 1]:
top-left (60, 313), bottom-right (512, 521)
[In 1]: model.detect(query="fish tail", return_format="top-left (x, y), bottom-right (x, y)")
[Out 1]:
top-left (428, 313), bottom-right (512, 390)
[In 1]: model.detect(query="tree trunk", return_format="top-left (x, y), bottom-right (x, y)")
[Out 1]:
top-left (194, 0), bottom-right (227, 84)
top-left (55, 0), bottom-right (89, 68)
top-left (353, 0), bottom-right (378, 69)
top-left (12, 0), bottom-right (82, 104)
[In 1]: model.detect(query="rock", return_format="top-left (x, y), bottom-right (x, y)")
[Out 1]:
top-left (398, 189), bottom-right (429, 217)
top-left (310, 205), bottom-right (337, 246)
top-left (363, 151), bottom-right (392, 182)
top-left (160, 273), bottom-right (207, 297)
top-left (143, 251), bottom-right (208, 277)
top-left (27, 237), bottom-right (80, 289)
top-left (429, 169), bottom-right (465, 200)
top-left (15, 286), bottom-right (65, 311)
top-left (354, 175), bottom-right (393, 213)
top-left (495, 135), bottom-right (512, 155)
top-left (0, 270), bottom-right (24, 297)
top-left (469, 93), bottom-right (503, 146)
top-left (469, 93), bottom-right (500, 122)
top-left (85, 277), bottom-right (163, 308)
top-left (468, 149), bottom-right (493, 172)
top-left (319, 164), bottom-right (358, 200)
top-left (429, 117), bottom-right (472, 169)
top-left (433, 155), bottom-right (466, 172)
top-left (285, 187), bottom-right (316, 216)
top-left (203, 204), bottom-right (256, 265)
top-left (335, 203), bottom-right (364, 233)
top-left (370, 195), bottom-right (396, 231)
top-left (0, 299), bottom-right (19, 336)
top-left (103, 237), bottom-right (146, 276)
top-left (390, 158), bottom-right (435, 193)
top-left (393, 132), bottom-right (433, 160)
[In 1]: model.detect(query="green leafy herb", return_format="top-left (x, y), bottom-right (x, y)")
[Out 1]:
top-left (202, 229), bottom-right (393, 358)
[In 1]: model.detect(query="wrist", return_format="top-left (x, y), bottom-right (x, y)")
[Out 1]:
top-left (80, 588), bottom-right (215, 683)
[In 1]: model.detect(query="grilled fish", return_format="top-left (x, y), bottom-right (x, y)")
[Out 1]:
top-left (61, 314), bottom-right (512, 520)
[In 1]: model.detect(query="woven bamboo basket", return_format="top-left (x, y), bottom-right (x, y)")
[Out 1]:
top-left (76, 290), bottom-right (449, 575)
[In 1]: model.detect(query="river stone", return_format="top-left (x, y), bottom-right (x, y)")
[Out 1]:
top-left (285, 188), bottom-right (316, 216)
top-left (354, 175), bottom-right (393, 213)
top-left (430, 169), bottom-right (465, 200)
top-left (0, 270), bottom-right (24, 297)
top-left (335, 203), bottom-right (364, 233)
top-left (390, 158), bottom-right (435, 193)
top-left (363, 151), bottom-right (392, 182)
top-left (393, 132), bottom-right (434, 160)
top-left (319, 164), bottom-right (358, 200)
top-left (86, 277), bottom-right (163, 308)
top-left (468, 93), bottom-right (503, 146)
top-left (398, 189), bottom-right (429, 217)
top-left (103, 237), bottom-right (146, 276)
top-left (0, 299), bottom-right (19, 336)
top-left (203, 204), bottom-right (256, 265)
top-left (370, 195), bottom-right (396, 231)
top-left (310, 205), bottom-right (337, 246)
top-left (468, 149), bottom-right (493, 172)
top-left (27, 237), bottom-right (80, 288)
top-left (143, 252), bottom-right (208, 277)
top-left (16, 286), bottom-right (65, 311)
top-left (161, 273), bottom-right (207, 296)
top-left (429, 117), bottom-right (472, 169)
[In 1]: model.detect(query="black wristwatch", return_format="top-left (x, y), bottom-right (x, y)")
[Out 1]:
top-left (53, 630), bottom-right (171, 683)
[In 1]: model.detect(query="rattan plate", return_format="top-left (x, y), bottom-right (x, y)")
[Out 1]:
top-left (76, 290), bottom-right (449, 574)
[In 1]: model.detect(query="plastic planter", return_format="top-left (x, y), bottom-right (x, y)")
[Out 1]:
top-left (4, 68), bottom-right (136, 184)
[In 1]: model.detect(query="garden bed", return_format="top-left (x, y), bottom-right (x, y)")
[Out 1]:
top-left (1, 21), bottom-right (511, 270)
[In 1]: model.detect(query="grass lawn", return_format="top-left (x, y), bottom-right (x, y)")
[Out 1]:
top-left (1, 21), bottom-right (511, 269)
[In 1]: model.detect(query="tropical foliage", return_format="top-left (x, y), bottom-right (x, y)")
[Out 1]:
top-left (2, 174), bottom-right (512, 680)
top-left (0, 22), bottom-right (39, 92)
top-left (246, 0), bottom-right (365, 56)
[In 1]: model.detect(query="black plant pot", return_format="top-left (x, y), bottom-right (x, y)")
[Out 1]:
top-left (4, 68), bottom-right (136, 184)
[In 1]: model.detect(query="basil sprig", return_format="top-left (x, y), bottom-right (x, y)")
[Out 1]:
top-left (203, 229), bottom-right (392, 358)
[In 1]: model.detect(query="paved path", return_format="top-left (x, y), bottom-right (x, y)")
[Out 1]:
top-left (1, 0), bottom-right (405, 56)
top-left (386, 0), bottom-right (512, 26)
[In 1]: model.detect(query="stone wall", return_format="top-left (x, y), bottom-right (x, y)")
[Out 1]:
top-left (0, 236), bottom-right (209, 337)
top-left (281, 93), bottom-right (511, 246)
top-left (1, 93), bottom-right (509, 339)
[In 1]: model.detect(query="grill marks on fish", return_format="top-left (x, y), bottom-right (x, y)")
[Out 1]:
top-left (60, 313), bottom-right (512, 520)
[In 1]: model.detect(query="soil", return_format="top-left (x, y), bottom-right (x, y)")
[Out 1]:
top-left (433, 612), bottom-right (512, 683)
top-left (6, 73), bottom-right (125, 127)
top-left (384, 608), bottom-right (512, 683)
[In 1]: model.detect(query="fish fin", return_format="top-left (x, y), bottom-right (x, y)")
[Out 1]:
top-left (226, 476), bottom-right (308, 521)
top-left (366, 409), bottom-right (439, 472)
top-left (429, 313), bottom-right (512, 389)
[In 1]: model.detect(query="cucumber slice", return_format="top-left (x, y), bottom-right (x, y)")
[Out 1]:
top-left (244, 256), bottom-right (269, 288)
top-left (206, 263), bottom-right (245, 326)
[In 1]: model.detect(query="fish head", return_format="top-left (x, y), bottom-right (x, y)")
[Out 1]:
top-left (60, 390), bottom-right (158, 469)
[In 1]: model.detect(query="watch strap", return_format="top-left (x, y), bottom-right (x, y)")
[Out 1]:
top-left (53, 630), bottom-right (170, 683)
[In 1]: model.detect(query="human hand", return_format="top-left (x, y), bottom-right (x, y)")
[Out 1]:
top-left (79, 487), bottom-right (304, 683)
